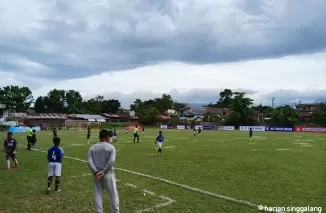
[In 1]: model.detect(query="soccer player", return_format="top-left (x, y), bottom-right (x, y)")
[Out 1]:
top-left (249, 128), bottom-right (253, 140)
top-left (26, 126), bottom-right (33, 150)
top-left (125, 127), bottom-right (128, 134)
top-left (113, 129), bottom-right (118, 143)
top-left (198, 127), bottom-right (202, 135)
top-left (53, 127), bottom-right (57, 137)
top-left (155, 131), bottom-right (164, 154)
top-left (87, 129), bottom-right (120, 213)
top-left (47, 137), bottom-right (64, 194)
top-left (31, 129), bottom-right (37, 150)
top-left (192, 126), bottom-right (196, 136)
top-left (133, 125), bottom-right (139, 143)
top-left (142, 126), bottom-right (144, 134)
top-left (87, 126), bottom-right (92, 144)
top-left (4, 132), bottom-right (19, 170)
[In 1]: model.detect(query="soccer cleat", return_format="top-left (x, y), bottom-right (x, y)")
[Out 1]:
top-left (55, 189), bottom-right (62, 193)
top-left (46, 188), bottom-right (51, 194)
top-left (6, 168), bottom-right (10, 171)
top-left (15, 163), bottom-right (19, 168)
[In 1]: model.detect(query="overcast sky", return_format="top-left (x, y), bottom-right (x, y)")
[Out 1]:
top-left (1, 0), bottom-right (326, 107)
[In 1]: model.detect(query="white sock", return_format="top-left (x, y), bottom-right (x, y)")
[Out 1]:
top-left (7, 160), bottom-right (10, 169)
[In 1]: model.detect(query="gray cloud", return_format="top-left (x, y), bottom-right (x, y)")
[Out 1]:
top-left (1, 0), bottom-right (326, 80)
top-left (87, 88), bottom-right (323, 108)
top-left (261, 89), bottom-right (326, 105)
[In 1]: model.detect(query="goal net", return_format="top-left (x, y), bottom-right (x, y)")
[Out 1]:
top-left (64, 120), bottom-right (102, 131)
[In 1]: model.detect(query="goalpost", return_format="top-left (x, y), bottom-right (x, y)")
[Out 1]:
top-left (64, 120), bottom-right (102, 131)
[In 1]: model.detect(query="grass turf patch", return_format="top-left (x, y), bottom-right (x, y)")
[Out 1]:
top-left (0, 129), bottom-right (325, 212)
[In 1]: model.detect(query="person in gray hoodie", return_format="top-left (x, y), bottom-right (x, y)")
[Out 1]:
top-left (88, 129), bottom-right (119, 213)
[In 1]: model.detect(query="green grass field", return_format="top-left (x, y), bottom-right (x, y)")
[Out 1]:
top-left (0, 129), bottom-right (325, 213)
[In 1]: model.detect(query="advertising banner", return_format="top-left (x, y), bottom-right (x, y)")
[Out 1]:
top-left (203, 126), bottom-right (213, 130)
top-left (295, 126), bottom-right (326, 133)
top-left (9, 126), bottom-right (41, 133)
top-left (240, 126), bottom-right (265, 131)
top-left (195, 125), bottom-right (203, 129)
top-left (177, 125), bottom-right (185, 130)
top-left (223, 126), bottom-right (235, 130)
top-left (265, 126), bottom-right (293, 132)
top-left (160, 125), bottom-right (168, 129)
top-left (167, 125), bottom-right (174, 129)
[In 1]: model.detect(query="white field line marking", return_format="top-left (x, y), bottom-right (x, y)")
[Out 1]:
top-left (26, 146), bottom-right (283, 213)
top-left (142, 189), bottom-right (155, 195)
top-left (136, 196), bottom-right (175, 213)
top-left (125, 183), bottom-right (137, 188)
top-left (163, 146), bottom-right (175, 149)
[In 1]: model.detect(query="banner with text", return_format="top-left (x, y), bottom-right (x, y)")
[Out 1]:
top-left (240, 126), bottom-right (265, 131)
top-left (203, 126), bottom-right (213, 130)
top-left (295, 126), bottom-right (326, 133)
top-left (9, 126), bottom-right (41, 133)
top-left (167, 124), bottom-right (174, 129)
top-left (218, 126), bottom-right (235, 131)
top-left (160, 125), bottom-right (174, 129)
top-left (160, 125), bottom-right (168, 129)
top-left (265, 126), bottom-right (293, 132)
top-left (177, 125), bottom-right (185, 130)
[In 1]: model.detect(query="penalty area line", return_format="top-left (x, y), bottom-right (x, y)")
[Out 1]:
top-left (26, 146), bottom-right (283, 213)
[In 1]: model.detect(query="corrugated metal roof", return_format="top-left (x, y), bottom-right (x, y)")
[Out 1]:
top-left (11, 113), bottom-right (75, 119)
top-left (74, 114), bottom-right (106, 120)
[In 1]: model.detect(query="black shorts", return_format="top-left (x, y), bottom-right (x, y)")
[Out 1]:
top-left (6, 151), bottom-right (16, 160)
top-left (87, 134), bottom-right (90, 139)
top-left (53, 133), bottom-right (57, 137)
top-left (133, 133), bottom-right (138, 137)
top-left (27, 136), bottom-right (32, 143)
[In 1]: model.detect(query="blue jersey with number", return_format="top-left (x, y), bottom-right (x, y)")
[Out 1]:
top-left (113, 131), bottom-right (117, 136)
top-left (47, 146), bottom-right (64, 163)
top-left (4, 138), bottom-right (17, 152)
top-left (156, 135), bottom-right (164, 142)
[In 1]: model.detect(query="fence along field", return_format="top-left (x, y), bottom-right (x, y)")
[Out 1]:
top-left (0, 127), bottom-right (325, 213)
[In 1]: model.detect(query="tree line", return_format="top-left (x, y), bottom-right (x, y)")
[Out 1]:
top-left (0, 85), bottom-right (325, 126)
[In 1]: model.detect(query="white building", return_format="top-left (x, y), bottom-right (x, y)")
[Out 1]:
top-left (0, 103), bottom-right (10, 118)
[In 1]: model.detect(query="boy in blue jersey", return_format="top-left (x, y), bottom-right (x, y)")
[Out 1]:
top-left (113, 129), bottom-right (118, 143)
top-left (192, 126), bottom-right (196, 136)
top-left (4, 132), bottom-right (19, 170)
top-left (155, 131), bottom-right (164, 154)
top-left (47, 136), bottom-right (64, 194)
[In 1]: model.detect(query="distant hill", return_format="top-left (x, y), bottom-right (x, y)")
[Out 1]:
top-left (313, 98), bottom-right (326, 103)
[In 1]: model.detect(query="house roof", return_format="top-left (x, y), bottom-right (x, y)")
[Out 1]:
top-left (158, 115), bottom-right (171, 120)
top-left (296, 103), bottom-right (322, 107)
top-left (101, 113), bottom-right (139, 119)
top-left (11, 113), bottom-right (75, 119)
